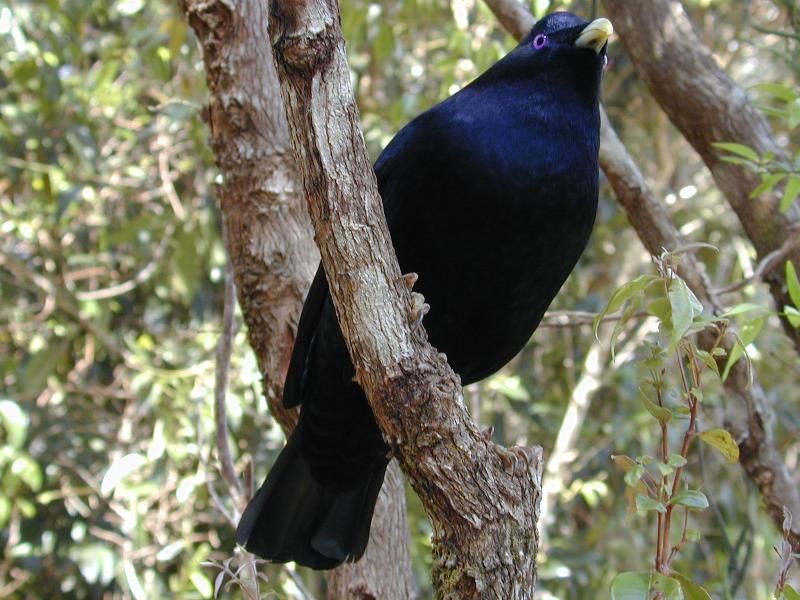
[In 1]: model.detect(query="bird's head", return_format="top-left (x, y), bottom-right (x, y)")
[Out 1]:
top-left (485, 12), bottom-right (613, 104)
top-left (520, 12), bottom-right (613, 60)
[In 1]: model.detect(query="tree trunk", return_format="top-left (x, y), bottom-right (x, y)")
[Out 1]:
top-left (267, 0), bottom-right (543, 597)
top-left (179, 0), bottom-right (415, 596)
top-left (603, 0), bottom-right (800, 352)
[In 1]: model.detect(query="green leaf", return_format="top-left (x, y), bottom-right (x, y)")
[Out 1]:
top-left (722, 317), bottom-right (764, 380)
top-left (486, 374), bottom-right (529, 401)
top-left (668, 453), bottom-right (687, 467)
top-left (719, 302), bottom-right (765, 318)
top-left (11, 456), bottom-right (42, 492)
top-left (651, 574), bottom-right (684, 599)
top-left (657, 462), bottom-right (674, 476)
top-left (668, 278), bottom-right (703, 353)
top-left (719, 156), bottom-right (755, 167)
top-left (669, 489), bottom-right (709, 510)
top-left (624, 465), bottom-right (645, 486)
top-left (647, 297), bottom-right (671, 322)
top-left (786, 261), bottom-right (800, 308)
top-left (789, 97), bottom-right (800, 129)
top-left (639, 390), bottom-right (672, 423)
top-left (698, 429), bottom-right (739, 463)
top-left (750, 172), bottom-right (785, 198)
top-left (636, 494), bottom-right (666, 513)
top-left (713, 142), bottom-right (758, 162)
top-left (610, 293), bottom-right (643, 359)
top-left (695, 350), bottom-right (720, 376)
top-left (781, 175), bottom-right (800, 212)
top-left (611, 572), bottom-right (649, 600)
top-left (594, 274), bottom-right (658, 339)
top-left (672, 572), bottom-right (712, 600)
top-left (0, 400), bottom-right (28, 449)
top-left (785, 305), bottom-right (800, 328)
top-left (101, 453), bottom-right (147, 495)
top-left (751, 82), bottom-right (797, 102)
top-left (782, 584), bottom-right (800, 600)
top-left (190, 571), bottom-right (213, 598)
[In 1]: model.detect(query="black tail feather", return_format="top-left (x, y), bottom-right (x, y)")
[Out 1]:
top-left (235, 420), bottom-right (388, 570)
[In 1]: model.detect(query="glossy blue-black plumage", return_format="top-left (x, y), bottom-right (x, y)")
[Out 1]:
top-left (236, 12), bottom-right (606, 569)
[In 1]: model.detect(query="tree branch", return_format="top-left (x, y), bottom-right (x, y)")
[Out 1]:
top-left (268, 0), bottom-right (542, 596)
top-left (603, 0), bottom-right (800, 352)
top-left (180, 0), bottom-right (415, 596)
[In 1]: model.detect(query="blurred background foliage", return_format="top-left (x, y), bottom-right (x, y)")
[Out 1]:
top-left (0, 0), bottom-right (798, 598)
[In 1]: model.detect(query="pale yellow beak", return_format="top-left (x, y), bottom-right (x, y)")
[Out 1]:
top-left (575, 17), bottom-right (613, 54)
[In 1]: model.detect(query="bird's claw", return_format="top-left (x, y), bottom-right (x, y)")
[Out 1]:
top-left (402, 272), bottom-right (419, 291)
top-left (410, 291), bottom-right (430, 326)
top-left (499, 445), bottom-right (540, 477)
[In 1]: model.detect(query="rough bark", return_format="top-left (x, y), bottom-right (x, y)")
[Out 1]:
top-left (180, 1), bottom-right (415, 597)
top-left (267, 0), bottom-right (543, 597)
top-left (484, 0), bottom-right (800, 552)
top-left (603, 0), bottom-right (800, 352)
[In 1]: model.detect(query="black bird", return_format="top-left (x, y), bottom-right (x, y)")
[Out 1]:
top-left (236, 12), bottom-right (612, 569)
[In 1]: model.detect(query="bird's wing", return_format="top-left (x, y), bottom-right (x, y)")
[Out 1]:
top-left (284, 113), bottom-right (434, 410)
top-left (283, 264), bottom-right (328, 409)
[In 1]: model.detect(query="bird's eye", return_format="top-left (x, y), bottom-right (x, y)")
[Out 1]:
top-left (532, 33), bottom-right (548, 50)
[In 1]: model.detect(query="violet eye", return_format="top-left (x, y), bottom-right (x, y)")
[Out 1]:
top-left (532, 33), bottom-right (548, 50)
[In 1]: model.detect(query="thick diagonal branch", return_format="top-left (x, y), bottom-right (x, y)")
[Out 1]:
top-left (268, 0), bottom-right (542, 597)
top-left (180, 0), bottom-right (414, 596)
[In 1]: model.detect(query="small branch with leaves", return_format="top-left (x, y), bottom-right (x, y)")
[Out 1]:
top-left (601, 251), bottom-right (740, 599)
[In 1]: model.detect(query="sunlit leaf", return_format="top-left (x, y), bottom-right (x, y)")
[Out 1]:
top-left (101, 453), bottom-right (147, 495)
top-left (698, 429), bottom-right (739, 463)
top-left (782, 584), bottom-right (800, 600)
top-left (722, 317), bottom-right (764, 381)
top-left (190, 571), bottom-right (213, 597)
top-left (0, 400), bottom-right (28, 449)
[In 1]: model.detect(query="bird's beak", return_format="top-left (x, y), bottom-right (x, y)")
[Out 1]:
top-left (575, 18), bottom-right (613, 54)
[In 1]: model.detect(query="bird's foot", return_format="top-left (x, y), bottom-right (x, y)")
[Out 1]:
top-left (410, 291), bottom-right (430, 327)
top-left (499, 445), bottom-right (541, 477)
top-left (402, 272), bottom-right (419, 291)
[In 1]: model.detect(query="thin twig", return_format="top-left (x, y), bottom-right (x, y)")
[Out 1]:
top-left (214, 233), bottom-right (245, 504)
top-left (75, 223), bottom-right (176, 301)
top-left (716, 223), bottom-right (800, 295)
